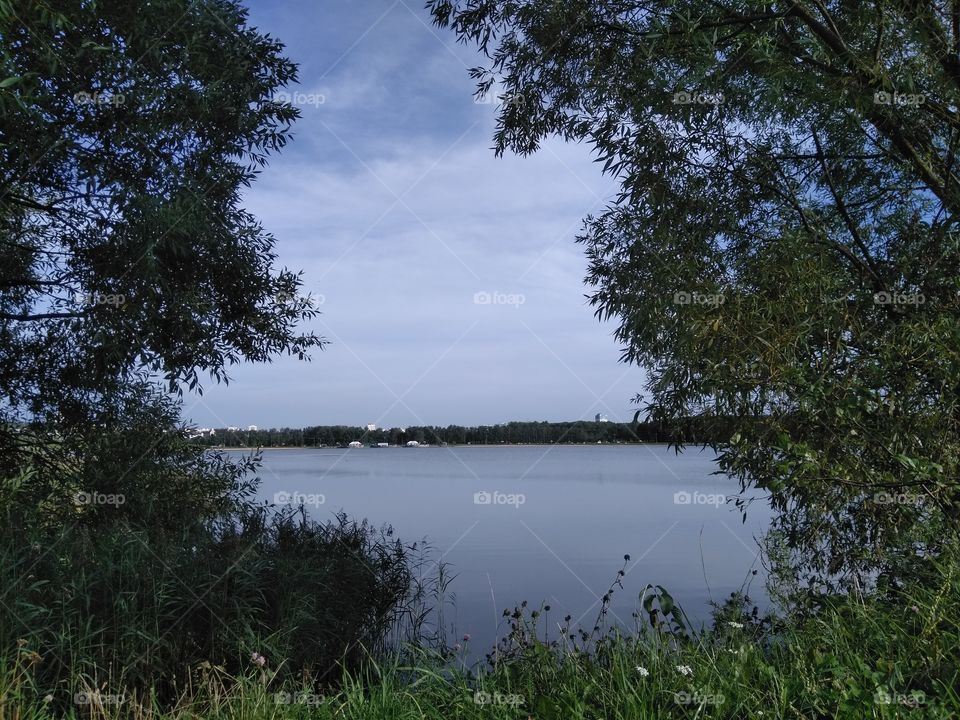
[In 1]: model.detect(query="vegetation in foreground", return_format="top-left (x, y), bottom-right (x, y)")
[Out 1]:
top-left (3, 546), bottom-right (959, 719)
top-left (3, 1), bottom-right (960, 718)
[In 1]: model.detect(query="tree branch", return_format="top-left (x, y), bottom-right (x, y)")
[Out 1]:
top-left (0, 311), bottom-right (84, 321)
top-left (811, 131), bottom-right (885, 289)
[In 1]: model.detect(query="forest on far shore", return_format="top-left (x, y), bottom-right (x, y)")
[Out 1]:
top-left (188, 418), bottom-right (740, 447)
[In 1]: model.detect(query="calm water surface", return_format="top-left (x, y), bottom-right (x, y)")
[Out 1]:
top-left (241, 445), bottom-right (770, 655)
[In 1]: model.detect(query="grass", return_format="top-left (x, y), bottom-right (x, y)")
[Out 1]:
top-left (3, 549), bottom-right (959, 720)
top-left (0, 503), bottom-right (440, 714)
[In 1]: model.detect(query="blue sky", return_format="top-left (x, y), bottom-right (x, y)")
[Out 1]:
top-left (185, 0), bottom-right (646, 429)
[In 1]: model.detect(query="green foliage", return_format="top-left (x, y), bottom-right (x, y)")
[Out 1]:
top-left (0, 372), bottom-right (420, 718)
top-left (0, 0), bottom-right (323, 472)
top-left (3, 548), bottom-right (959, 719)
top-left (0, 3), bottom-right (443, 717)
top-left (427, 0), bottom-right (960, 589)
top-left (0, 499), bottom-right (418, 713)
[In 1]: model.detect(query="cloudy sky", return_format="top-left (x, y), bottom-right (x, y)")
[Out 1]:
top-left (186, 0), bottom-right (647, 429)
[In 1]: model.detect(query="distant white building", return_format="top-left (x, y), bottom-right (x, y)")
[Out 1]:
top-left (406, 440), bottom-right (420, 447)
top-left (227, 426), bottom-right (239, 431)
top-left (247, 425), bottom-right (258, 431)
top-left (348, 440), bottom-right (363, 448)
top-left (366, 423), bottom-right (377, 431)
top-left (595, 413), bottom-right (610, 423)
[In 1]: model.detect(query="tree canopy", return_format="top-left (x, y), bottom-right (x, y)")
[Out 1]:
top-left (429, 0), bottom-right (960, 589)
top-left (0, 0), bottom-right (323, 476)
top-left (0, 0), bottom-right (326, 524)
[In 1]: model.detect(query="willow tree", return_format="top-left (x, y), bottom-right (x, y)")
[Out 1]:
top-left (429, 0), bottom-right (960, 591)
top-left (0, 0), bottom-right (321, 514)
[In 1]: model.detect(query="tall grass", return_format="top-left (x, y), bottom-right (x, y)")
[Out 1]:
top-left (0, 502), bottom-right (445, 715)
top-left (3, 543), bottom-right (959, 719)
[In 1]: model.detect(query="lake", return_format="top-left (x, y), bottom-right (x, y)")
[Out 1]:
top-left (242, 444), bottom-right (771, 659)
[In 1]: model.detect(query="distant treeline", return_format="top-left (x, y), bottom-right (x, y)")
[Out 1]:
top-left (190, 419), bottom-right (736, 448)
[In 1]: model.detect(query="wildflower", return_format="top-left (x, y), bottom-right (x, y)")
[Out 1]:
top-left (727, 621), bottom-right (744, 629)
top-left (463, 634), bottom-right (471, 642)
top-left (453, 643), bottom-right (462, 651)
top-left (676, 664), bottom-right (693, 676)
top-left (250, 652), bottom-right (266, 667)
top-left (43, 695), bottom-right (53, 703)
top-left (635, 666), bottom-right (649, 677)
top-left (910, 605), bottom-right (919, 612)
top-left (22, 650), bottom-right (42, 664)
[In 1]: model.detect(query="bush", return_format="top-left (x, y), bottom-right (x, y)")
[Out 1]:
top-left (0, 386), bottom-right (421, 714)
top-left (0, 501), bottom-right (416, 712)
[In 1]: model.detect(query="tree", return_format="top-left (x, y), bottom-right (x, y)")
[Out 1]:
top-left (0, 0), bottom-right (322, 474)
top-left (0, 6), bottom-right (433, 705)
top-left (429, 0), bottom-right (960, 589)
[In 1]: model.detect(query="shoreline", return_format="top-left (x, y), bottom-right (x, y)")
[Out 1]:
top-left (208, 442), bottom-right (676, 450)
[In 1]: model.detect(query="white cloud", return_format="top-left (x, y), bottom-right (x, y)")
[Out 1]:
top-left (193, 0), bottom-right (645, 427)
